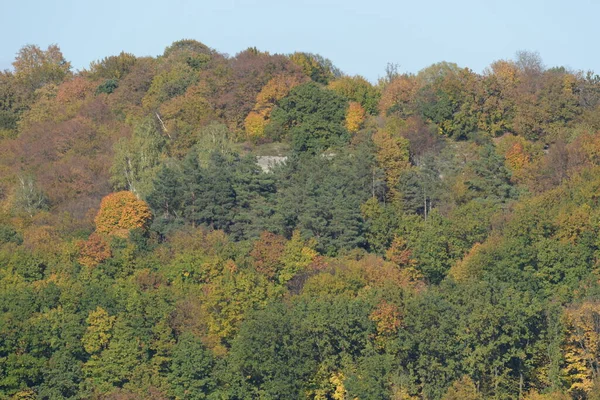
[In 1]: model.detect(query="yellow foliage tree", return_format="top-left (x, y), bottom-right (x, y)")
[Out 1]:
top-left (448, 242), bottom-right (485, 283)
top-left (345, 101), bottom-right (365, 133)
top-left (279, 230), bottom-right (318, 283)
top-left (523, 390), bottom-right (570, 400)
top-left (441, 376), bottom-right (481, 400)
top-left (495, 134), bottom-right (542, 184)
top-left (94, 191), bottom-right (152, 238)
top-left (11, 389), bottom-right (37, 400)
top-left (554, 204), bottom-right (593, 244)
top-left (82, 306), bottom-right (116, 355)
top-left (244, 110), bottom-right (269, 141)
top-left (562, 301), bottom-right (600, 396)
top-left (12, 44), bottom-right (71, 94)
top-left (372, 125), bottom-right (411, 199)
top-left (159, 83), bottom-right (213, 128)
top-left (289, 52), bottom-right (335, 84)
top-left (314, 371), bottom-right (347, 400)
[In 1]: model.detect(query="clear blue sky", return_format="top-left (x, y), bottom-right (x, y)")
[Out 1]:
top-left (1, 0), bottom-right (598, 82)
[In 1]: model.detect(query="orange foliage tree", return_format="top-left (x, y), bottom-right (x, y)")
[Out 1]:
top-left (94, 191), bottom-right (152, 238)
top-left (78, 233), bottom-right (111, 268)
top-left (379, 74), bottom-right (418, 118)
top-left (385, 236), bottom-right (416, 268)
top-left (369, 300), bottom-right (402, 349)
top-left (495, 135), bottom-right (540, 183)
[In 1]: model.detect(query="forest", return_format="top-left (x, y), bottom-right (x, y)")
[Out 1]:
top-left (1, 40), bottom-right (600, 399)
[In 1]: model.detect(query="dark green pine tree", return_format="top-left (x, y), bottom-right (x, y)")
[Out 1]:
top-left (467, 145), bottom-right (518, 203)
top-left (147, 164), bottom-right (185, 235)
top-left (192, 152), bottom-right (237, 231)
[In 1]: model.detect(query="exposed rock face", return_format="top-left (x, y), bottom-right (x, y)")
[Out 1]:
top-left (256, 156), bottom-right (288, 172)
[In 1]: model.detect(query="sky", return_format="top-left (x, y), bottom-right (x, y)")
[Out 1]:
top-left (1, 0), bottom-right (598, 82)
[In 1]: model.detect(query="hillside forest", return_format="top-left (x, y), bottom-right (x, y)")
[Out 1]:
top-left (2, 41), bottom-right (600, 399)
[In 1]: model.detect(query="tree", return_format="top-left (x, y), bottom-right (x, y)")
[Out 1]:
top-left (147, 144), bottom-right (276, 239)
top-left (345, 101), bottom-right (366, 133)
top-left (415, 64), bottom-right (480, 140)
top-left (379, 74), bottom-right (418, 118)
top-left (78, 233), bottom-right (112, 268)
top-left (0, 71), bottom-right (22, 137)
top-left (146, 164), bottom-right (185, 233)
top-left (142, 63), bottom-right (199, 111)
top-left (289, 52), bottom-right (341, 84)
top-left (272, 153), bottom-right (372, 254)
top-left (466, 144), bottom-right (518, 203)
top-left (250, 231), bottom-right (287, 281)
top-left (268, 82), bottom-right (349, 153)
top-left (13, 174), bottom-right (49, 217)
top-left (88, 51), bottom-right (137, 80)
top-left (442, 376), bottom-right (481, 400)
top-left (372, 122), bottom-right (411, 200)
top-left (328, 75), bottom-right (380, 114)
top-left (12, 44), bottom-right (71, 95)
top-left (168, 333), bottom-right (215, 399)
top-left (244, 73), bottom-right (306, 141)
top-left (94, 191), bottom-right (152, 238)
top-left (385, 236), bottom-right (416, 269)
top-left (82, 307), bottom-right (116, 356)
top-left (111, 116), bottom-right (166, 198)
top-left (562, 301), bottom-right (600, 397)
top-left (213, 48), bottom-right (299, 130)
top-left (81, 317), bottom-right (147, 395)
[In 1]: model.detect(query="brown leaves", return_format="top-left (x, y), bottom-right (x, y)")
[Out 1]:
top-left (370, 300), bottom-right (402, 337)
top-left (78, 233), bottom-right (111, 268)
top-left (385, 236), bottom-right (416, 268)
top-left (379, 75), bottom-right (418, 117)
top-left (250, 231), bottom-right (286, 280)
top-left (56, 77), bottom-right (96, 105)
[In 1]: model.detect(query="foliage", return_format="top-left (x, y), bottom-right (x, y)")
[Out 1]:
top-left (94, 191), bottom-right (152, 238)
top-left (2, 40), bottom-right (600, 400)
top-left (268, 82), bottom-right (349, 153)
top-left (110, 116), bottom-right (166, 198)
top-left (12, 44), bottom-right (71, 96)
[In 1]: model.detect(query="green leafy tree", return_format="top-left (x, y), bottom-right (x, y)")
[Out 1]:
top-left (12, 44), bottom-right (71, 96)
top-left (168, 333), bottom-right (215, 399)
top-left (111, 117), bottom-right (166, 198)
top-left (268, 82), bottom-right (349, 153)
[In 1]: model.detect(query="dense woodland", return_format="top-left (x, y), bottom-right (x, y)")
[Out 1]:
top-left (2, 41), bottom-right (600, 399)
